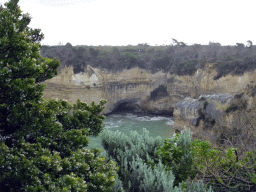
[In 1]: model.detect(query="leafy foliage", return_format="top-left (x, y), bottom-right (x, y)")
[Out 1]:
top-left (100, 127), bottom-right (214, 191)
top-left (123, 52), bottom-right (139, 70)
top-left (144, 126), bottom-right (256, 192)
top-left (143, 131), bottom-right (199, 188)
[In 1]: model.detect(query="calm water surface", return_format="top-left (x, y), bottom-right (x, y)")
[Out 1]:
top-left (85, 112), bottom-right (176, 155)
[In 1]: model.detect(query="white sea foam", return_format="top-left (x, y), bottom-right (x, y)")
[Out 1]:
top-left (136, 116), bottom-right (152, 121)
top-left (110, 114), bottom-right (122, 118)
top-left (166, 120), bottom-right (174, 125)
top-left (136, 116), bottom-right (172, 122)
top-left (119, 113), bottom-right (172, 122)
top-left (124, 113), bottom-right (138, 119)
top-left (150, 116), bottom-right (165, 121)
top-left (103, 121), bottom-right (120, 129)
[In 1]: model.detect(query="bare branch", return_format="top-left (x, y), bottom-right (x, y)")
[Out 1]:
top-left (172, 38), bottom-right (180, 46)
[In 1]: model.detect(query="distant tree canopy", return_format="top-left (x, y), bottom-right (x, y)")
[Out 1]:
top-left (236, 43), bottom-right (245, 48)
top-left (89, 47), bottom-right (100, 57)
top-left (39, 38), bottom-right (256, 79)
top-left (209, 42), bottom-right (221, 46)
top-left (247, 40), bottom-right (253, 47)
top-left (77, 46), bottom-right (87, 56)
top-left (65, 42), bottom-right (73, 48)
top-left (137, 43), bottom-right (150, 48)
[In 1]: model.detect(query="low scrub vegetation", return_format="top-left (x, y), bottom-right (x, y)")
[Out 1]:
top-left (40, 38), bottom-right (256, 80)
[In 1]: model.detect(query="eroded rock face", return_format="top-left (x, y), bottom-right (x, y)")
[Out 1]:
top-left (40, 63), bottom-right (256, 120)
top-left (173, 93), bottom-right (234, 142)
top-left (108, 98), bottom-right (143, 114)
top-left (172, 90), bottom-right (256, 149)
top-left (141, 94), bottom-right (185, 116)
top-left (41, 65), bottom-right (171, 114)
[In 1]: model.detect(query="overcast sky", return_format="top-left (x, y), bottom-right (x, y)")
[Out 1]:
top-left (1, 0), bottom-right (255, 46)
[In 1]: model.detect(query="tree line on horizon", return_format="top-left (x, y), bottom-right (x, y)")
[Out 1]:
top-left (39, 39), bottom-right (256, 81)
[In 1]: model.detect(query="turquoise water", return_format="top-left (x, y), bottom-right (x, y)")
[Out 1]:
top-left (85, 112), bottom-right (176, 155)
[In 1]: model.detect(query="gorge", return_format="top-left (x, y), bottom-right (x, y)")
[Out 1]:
top-left (39, 61), bottom-right (256, 150)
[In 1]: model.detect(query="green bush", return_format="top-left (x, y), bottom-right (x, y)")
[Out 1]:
top-left (144, 131), bottom-right (200, 188)
top-left (185, 129), bottom-right (256, 192)
top-left (149, 127), bottom-right (256, 191)
top-left (101, 125), bottom-right (256, 192)
top-left (100, 127), bottom-right (214, 191)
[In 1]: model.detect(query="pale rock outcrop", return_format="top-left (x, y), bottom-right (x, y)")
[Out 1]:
top-left (141, 94), bottom-right (185, 115)
top-left (173, 93), bottom-right (235, 142)
top-left (172, 89), bottom-right (256, 149)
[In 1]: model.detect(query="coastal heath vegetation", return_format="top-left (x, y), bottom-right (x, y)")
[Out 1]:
top-left (99, 127), bottom-right (214, 191)
top-left (100, 124), bottom-right (256, 192)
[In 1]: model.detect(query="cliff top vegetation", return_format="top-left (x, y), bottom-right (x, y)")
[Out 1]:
top-left (40, 40), bottom-right (256, 80)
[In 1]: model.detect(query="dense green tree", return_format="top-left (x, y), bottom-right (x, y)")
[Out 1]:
top-left (151, 56), bottom-right (170, 72)
top-left (65, 42), bottom-right (73, 49)
top-left (108, 47), bottom-right (121, 63)
top-left (77, 46), bottom-right (87, 57)
top-left (122, 52), bottom-right (138, 69)
top-left (0, 0), bottom-right (119, 191)
top-left (89, 47), bottom-right (100, 58)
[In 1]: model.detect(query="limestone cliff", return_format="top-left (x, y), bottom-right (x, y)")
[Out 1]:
top-left (40, 62), bottom-right (256, 114)
top-left (40, 62), bottom-right (256, 148)
top-left (40, 65), bottom-right (168, 115)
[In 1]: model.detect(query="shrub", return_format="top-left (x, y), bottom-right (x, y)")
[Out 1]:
top-left (99, 127), bottom-right (214, 191)
top-left (101, 125), bottom-right (256, 192)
